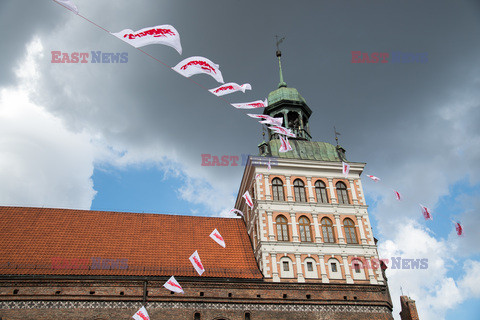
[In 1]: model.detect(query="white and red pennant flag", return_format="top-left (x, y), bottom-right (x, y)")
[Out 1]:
top-left (209, 229), bottom-right (226, 248)
top-left (132, 306), bottom-right (150, 320)
top-left (173, 56), bottom-right (224, 83)
top-left (247, 114), bottom-right (283, 126)
top-left (230, 208), bottom-right (244, 217)
top-left (454, 221), bottom-right (463, 236)
top-left (53, 0), bottom-right (79, 14)
top-left (209, 83), bottom-right (251, 96)
top-left (112, 25), bottom-right (182, 54)
top-left (269, 125), bottom-right (296, 138)
top-left (231, 99), bottom-right (268, 109)
top-left (419, 204), bottom-right (433, 220)
top-left (255, 173), bottom-right (263, 180)
top-left (394, 190), bottom-right (402, 201)
top-left (279, 135), bottom-right (293, 153)
top-left (163, 276), bottom-right (184, 293)
top-left (242, 191), bottom-right (254, 208)
top-left (267, 158), bottom-right (271, 170)
top-left (367, 175), bottom-right (381, 182)
top-left (189, 250), bottom-right (205, 276)
top-left (342, 162), bottom-right (350, 177)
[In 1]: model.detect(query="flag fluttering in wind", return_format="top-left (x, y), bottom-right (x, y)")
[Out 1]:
top-left (173, 56), bottom-right (224, 83)
top-left (209, 83), bottom-right (251, 96)
top-left (243, 191), bottom-right (254, 208)
top-left (367, 175), bottom-right (380, 182)
top-left (454, 221), bottom-right (463, 236)
top-left (209, 229), bottom-right (226, 248)
top-left (112, 25), bottom-right (182, 54)
top-left (189, 250), bottom-right (205, 276)
top-left (53, 0), bottom-right (78, 14)
top-left (255, 173), bottom-right (263, 180)
top-left (342, 162), bottom-right (350, 178)
top-left (247, 114), bottom-right (282, 126)
top-left (269, 125), bottom-right (296, 138)
top-left (132, 306), bottom-right (150, 320)
top-left (163, 276), bottom-right (184, 293)
top-left (231, 99), bottom-right (268, 109)
top-left (267, 158), bottom-right (271, 170)
top-left (279, 135), bottom-right (293, 153)
top-left (419, 204), bottom-right (433, 220)
top-left (394, 190), bottom-right (402, 201)
top-left (230, 208), bottom-right (244, 217)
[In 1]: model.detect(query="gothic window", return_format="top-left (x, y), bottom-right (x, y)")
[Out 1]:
top-left (344, 218), bottom-right (358, 244)
top-left (276, 215), bottom-right (289, 241)
top-left (298, 216), bottom-right (312, 242)
top-left (293, 179), bottom-right (307, 202)
top-left (321, 217), bottom-right (335, 243)
top-left (272, 178), bottom-right (285, 201)
top-left (336, 181), bottom-right (350, 204)
top-left (315, 180), bottom-right (329, 203)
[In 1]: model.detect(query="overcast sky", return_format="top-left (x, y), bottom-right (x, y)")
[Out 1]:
top-left (0, 1), bottom-right (479, 319)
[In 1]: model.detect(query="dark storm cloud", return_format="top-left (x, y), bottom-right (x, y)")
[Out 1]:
top-left (2, 0), bottom-right (480, 217)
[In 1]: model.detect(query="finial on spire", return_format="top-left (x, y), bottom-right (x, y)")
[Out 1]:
top-left (275, 35), bottom-right (287, 88)
top-left (334, 126), bottom-right (341, 146)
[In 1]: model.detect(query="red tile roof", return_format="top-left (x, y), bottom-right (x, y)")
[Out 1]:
top-left (0, 207), bottom-right (262, 279)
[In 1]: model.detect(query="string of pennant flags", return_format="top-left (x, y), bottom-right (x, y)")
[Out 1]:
top-left (53, 2), bottom-right (463, 318)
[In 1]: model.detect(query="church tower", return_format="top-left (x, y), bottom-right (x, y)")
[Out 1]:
top-left (234, 49), bottom-right (387, 288)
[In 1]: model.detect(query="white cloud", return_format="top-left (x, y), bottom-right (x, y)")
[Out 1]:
top-left (0, 38), bottom-right (97, 209)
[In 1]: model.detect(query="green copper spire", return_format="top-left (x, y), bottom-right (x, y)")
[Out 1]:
top-left (275, 36), bottom-right (287, 88)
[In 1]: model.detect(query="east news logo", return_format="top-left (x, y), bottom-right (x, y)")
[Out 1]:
top-left (51, 51), bottom-right (128, 63)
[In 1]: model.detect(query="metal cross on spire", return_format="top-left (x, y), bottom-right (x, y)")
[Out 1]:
top-left (334, 126), bottom-right (341, 146)
top-left (275, 35), bottom-right (286, 88)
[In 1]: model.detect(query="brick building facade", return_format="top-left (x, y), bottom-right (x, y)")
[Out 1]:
top-left (0, 52), bottom-right (395, 319)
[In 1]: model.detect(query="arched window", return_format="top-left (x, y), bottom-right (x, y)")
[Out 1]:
top-left (321, 217), bottom-right (335, 243)
top-left (272, 178), bottom-right (284, 201)
top-left (276, 215), bottom-right (289, 241)
top-left (336, 181), bottom-right (349, 204)
top-left (315, 180), bottom-right (329, 203)
top-left (293, 179), bottom-right (307, 202)
top-left (328, 258), bottom-right (342, 280)
top-left (298, 216), bottom-right (312, 242)
top-left (304, 257), bottom-right (318, 279)
top-left (344, 218), bottom-right (358, 244)
top-left (351, 259), bottom-right (366, 280)
top-left (279, 257), bottom-right (294, 278)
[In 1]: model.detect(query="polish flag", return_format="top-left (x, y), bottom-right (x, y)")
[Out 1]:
top-left (367, 175), bottom-right (380, 182)
top-left (209, 83), bottom-right (251, 96)
top-left (267, 159), bottom-right (271, 170)
top-left (243, 191), bottom-right (254, 208)
top-left (163, 276), bottom-right (184, 294)
top-left (210, 229), bottom-right (226, 248)
top-left (231, 99), bottom-right (267, 109)
top-left (53, 0), bottom-right (78, 14)
top-left (419, 204), bottom-right (433, 220)
top-left (269, 125), bottom-right (296, 138)
top-left (230, 208), bottom-right (244, 217)
top-left (279, 135), bottom-right (293, 153)
top-left (132, 306), bottom-right (150, 320)
top-left (394, 190), bottom-right (402, 201)
top-left (342, 162), bottom-right (350, 177)
top-left (112, 25), bottom-right (182, 54)
top-left (255, 173), bottom-right (263, 180)
top-left (247, 114), bottom-right (282, 126)
top-left (189, 250), bottom-right (205, 276)
top-left (173, 56), bottom-right (224, 83)
top-left (455, 222), bottom-right (463, 236)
